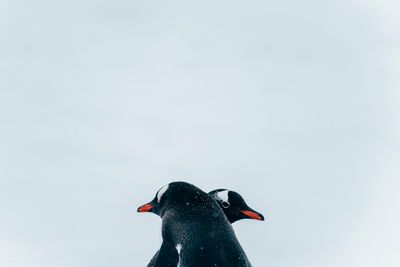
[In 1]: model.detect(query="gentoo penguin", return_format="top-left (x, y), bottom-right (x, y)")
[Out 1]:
top-left (146, 189), bottom-right (264, 266)
top-left (209, 189), bottom-right (264, 223)
top-left (137, 182), bottom-right (252, 267)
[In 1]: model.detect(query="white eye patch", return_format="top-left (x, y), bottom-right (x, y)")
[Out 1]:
top-left (216, 190), bottom-right (229, 203)
top-left (157, 184), bottom-right (169, 203)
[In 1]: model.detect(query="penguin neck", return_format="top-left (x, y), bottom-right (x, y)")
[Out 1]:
top-left (161, 195), bottom-right (214, 220)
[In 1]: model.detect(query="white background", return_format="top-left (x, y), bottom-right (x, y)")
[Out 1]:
top-left (0, 0), bottom-right (399, 266)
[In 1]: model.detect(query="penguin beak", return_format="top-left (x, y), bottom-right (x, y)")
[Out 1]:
top-left (240, 209), bottom-right (264, 221)
top-left (137, 203), bottom-right (154, 213)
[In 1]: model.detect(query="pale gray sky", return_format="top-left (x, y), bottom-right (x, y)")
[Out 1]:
top-left (0, 0), bottom-right (399, 266)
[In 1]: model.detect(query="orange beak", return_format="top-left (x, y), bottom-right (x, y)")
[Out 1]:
top-left (137, 203), bottom-right (154, 213)
top-left (240, 210), bottom-right (264, 221)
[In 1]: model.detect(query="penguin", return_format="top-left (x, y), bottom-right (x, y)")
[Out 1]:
top-left (137, 182), bottom-right (253, 267)
top-left (145, 189), bottom-right (264, 266)
top-left (208, 189), bottom-right (264, 223)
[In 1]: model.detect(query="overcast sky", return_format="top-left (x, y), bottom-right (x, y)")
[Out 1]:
top-left (0, 0), bottom-right (399, 266)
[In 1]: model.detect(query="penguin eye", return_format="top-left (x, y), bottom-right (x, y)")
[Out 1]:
top-left (221, 201), bottom-right (230, 208)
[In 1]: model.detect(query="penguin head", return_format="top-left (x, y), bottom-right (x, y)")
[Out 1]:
top-left (137, 183), bottom-right (172, 217)
top-left (209, 189), bottom-right (265, 223)
top-left (137, 181), bottom-right (205, 218)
